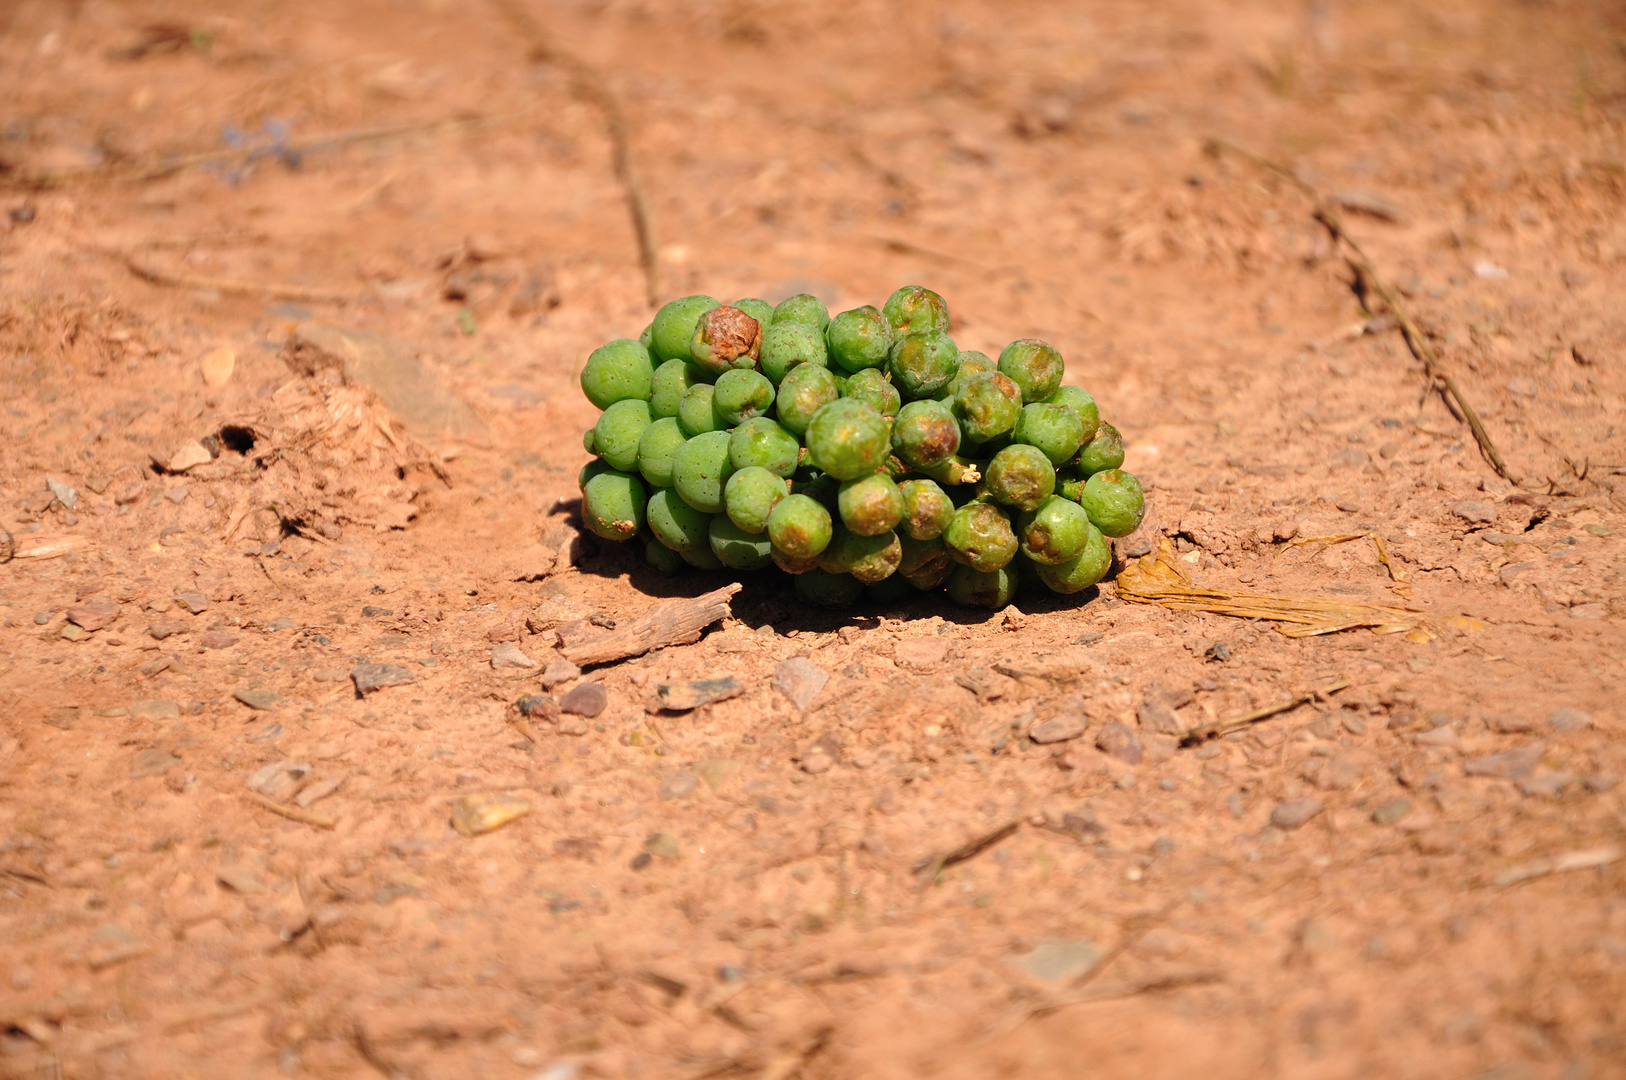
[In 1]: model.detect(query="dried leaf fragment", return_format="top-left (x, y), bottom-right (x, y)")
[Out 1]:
top-left (450, 792), bottom-right (532, 837)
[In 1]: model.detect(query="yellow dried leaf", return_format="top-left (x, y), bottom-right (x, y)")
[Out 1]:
top-left (450, 792), bottom-right (531, 837)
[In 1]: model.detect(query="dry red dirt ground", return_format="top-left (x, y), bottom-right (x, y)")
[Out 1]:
top-left (3, 1), bottom-right (1626, 1077)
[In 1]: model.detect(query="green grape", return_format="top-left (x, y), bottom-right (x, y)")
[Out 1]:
top-left (795, 567), bottom-right (863, 609)
top-left (775, 362), bottom-right (840, 436)
top-left (985, 443), bottom-right (1056, 511)
top-left (581, 470), bottom-right (646, 541)
top-left (825, 305), bottom-right (894, 373)
top-left (864, 573), bottom-right (913, 607)
top-left (947, 563), bottom-right (1019, 609)
top-left (898, 478), bottom-right (955, 539)
top-left (772, 547), bottom-right (823, 575)
top-left (651, 295), bottom-right (720, 362)
top-left (583, 427), bottom-right (597, 454)
top-left (635, 416), bottom-right (687, 489)
top-left (723, 466), bottom-right (787, 534)
top-left (646, 487), bottom-right (712, 555)
top-left (841, 367), bottom-right (901, 418)
top-left (794, 470), bottom-right (840, 511)
top-left (882, 285), bottom-right (950, 337)
top-left (643, 535), bottom-right (685, 574)
top-left (837, 473), bottom-right (904, 536)
top-left (689, 305), bottom-right (763, 375)
top-left (729, 417), bottom-right (800, 477)
top-left (820, 525), bottom-right (901, 584)
top-left (766, 493), bottom-right (833, 560)
top-left (1078, 469), bottom-right (1145, 537)
top-left (954, 370), bottom-right (1022, 443)
top-left (1015, 494), bottom-right (1093, 565)
top-left (943, 501), bottom-right (1018, 571)
top-left (650, 358), bottom-right (701, 418)
top-left (677, 383), bottom-right (725, 437)
top-left (713, 368), bottom-right (775, 425)
top-left (1012, 402), bottom-right (1086, 465)
top-left (731, 297), bottom-right (775, 327)
top-left (759, 321), bottom-right (828, 384)
top-left (898, 533), bottom-right (953, 589)
top-left (709, 514), bottom-right (773, 570)
top-left (772, 293), bottom-right (830, 330)
top-left (1032, 522), bottom-right (1111, 594)
top-left (578, 457), bottom-right (612, 492)
top-left (593, 399), bottom-right (652, 472)
top-left (580, 338), bottom-right (655, 410)
top-left (891, 399), bottom-right (961, 469)
top-left (1043, 385), bottom-right (1101, 443)
top-left (997, 338), bottom-right (1064, 403)
top-left (671, 429), bottom-right (735, 514)
top-left (638, 323), bottom-right (654, 351)
top-left (1075, 421), bottom-right (1125, 475)
top-left (888, 330), bottom-right (960, 400)
top-left (941, 349), bottom-right (995, 401)
top-left (681, 544), bottom-right (725, 570)
top-left (805, 399), bottom-right (889, 481)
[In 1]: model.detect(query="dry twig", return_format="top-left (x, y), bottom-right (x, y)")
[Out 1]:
top-left (1205, 138), bottom-right (1518, 484)
top-left (488, 0), bottom-right (659, 306)
top-left (561, 584), bottom-right (742, 666)
top-left (1179, 678), bottom-right (1349, 747)
top-left (1284, 530), bottom-right (1410, 589)
top-left (913, 821), bottom-right (1020, 888)
top-left (1491, 845), bottom-right (1621, 888)
top-left (117, 251), bottom-right (350, 304)
top-left (242, 791), bottom-right (337, 830)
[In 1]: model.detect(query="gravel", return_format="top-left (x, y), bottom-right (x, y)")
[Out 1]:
top-left (1270, 798), bottom-right (1324, 830)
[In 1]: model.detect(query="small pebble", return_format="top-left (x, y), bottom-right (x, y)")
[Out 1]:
top-left (658, 771), bottom-right (699, 800)
top-left (1270, 798), bottom-right (1323, 830)
top-left (559, 681), bottom-right (608, 718)
top-left (541, 657), bottom-right (581, 689)
top-left (1548, 708), bottom-right (1591, 732)
top-left (1452, 500), bottom-right (1497, 525)
top-left (1371, 797), bottom-right (1412, 826)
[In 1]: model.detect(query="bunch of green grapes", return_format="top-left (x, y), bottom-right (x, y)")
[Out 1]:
top-left (576, 286), bottom-right (1145, 610)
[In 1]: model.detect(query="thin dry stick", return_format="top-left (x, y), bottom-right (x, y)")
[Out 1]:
top-left (488, 0), bottom-right (659, 307)
top-left (1284, 530), bottom-right (1410, 588)
top-left (242, 791), bottom-right (337, 830)
top-left (1205, 138), bottom-right (1518, 485)
top-left (1178, 678), bottom-right (1349, 747)
top-left (118, 251), bottom-right (351, 304)
top-left (913, 821), bottom-right (1020, 889)
top-left (7, 112), bottom-right (529, 190)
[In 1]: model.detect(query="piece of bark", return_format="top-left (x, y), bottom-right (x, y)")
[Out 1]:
top-left (561, 584), bottom-right (742, 666)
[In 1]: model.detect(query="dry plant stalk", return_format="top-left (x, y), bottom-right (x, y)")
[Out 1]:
top-left (1204, 138), bottom-right (1518, 485)
top-left (1115, 539), bottom-right (1484, 641)
top-left (487, 0), bottom-right (660, 307)
top-left (118, 251), bottom-right (350, 304)
top-left (1179, 678), bottom-right (1349, 746)
top-left (561, 584), bottom-right (743, 666)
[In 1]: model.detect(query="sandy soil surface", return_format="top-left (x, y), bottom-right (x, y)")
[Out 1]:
top-left (3, 1), bottom-right (1625, 1077)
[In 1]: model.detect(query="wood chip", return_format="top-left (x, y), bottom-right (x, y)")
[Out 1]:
top-left (561, 584), bottom-right (742, 666)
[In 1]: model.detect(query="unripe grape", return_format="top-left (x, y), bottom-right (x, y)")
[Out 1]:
top-left (865, 573), bottom-right (913, 607)
top-left (579, 458), bottom-right (612, 491)
top-left (713, 368), bottom-right (775, 425)
top-left (643, 535), bottom-right (686, 575)
top-left (795, 567), bottom-right (863, 608)
top-left (898, 533), bottom-right (953, 589)
top-left (882, 285), bottom-right (950, 337)
top-left (728, 417), bottom-right (800, 477)
top-left (837, 473), bottom-right (904, 536)
top-left (985, 444), bottom-right (1056, 511)
top-left (759, 321), bottom-right (829, 384)
top-left (772, 293), bottom-right (830, 330)
top-left (775, 362), bottom-right (840, 436)
top-left (1032, 522), bottom-right (1111, 593)
top-left (689, 305), bottom-right (763, 375)
top-left (943, 501), bottom-right (1018, 571)
top-left (941, 348), bottom-right (994, 401)
top-left (947, 563), bottom-right (1019, 609)
top-left (1012, 402), bottom-right (1086, 465)
top-left (723, 466), bottom-right (787, 534)
top-left (580, 338), bottom-right (655, 409)
top-left (888, 330), bottom-right (960, 400)
top-left (997, 338), bottom-right (1064, 403)
top-left (731, 297), bottom-right (775, 327)
top-left (1043, 384), bottom-right (1101, 442)
top-left (841, 367), bottom-right (901, 418)
top-left (581, 470), bottom-right (646, 541)
top-left (898, 478), bottom-right (955, 539)
top-left (650, 358), bottom-right (702, 418)
top-left (1078, 469), bottom-right (1145, 537)
top-left (671, 429), bottom-right (735, 514)
top-left (1015, 494), bottom-right (1093, 565)
top-left (826, 305), bottom-right (894, 372)
top-left (646, 487), bottom-right (711, 555)
top-left (820, 525), bottom-right (901, 584)
top-left (766, 493), bottom-right (833, 561)
top-left (650, 295), bottom-right (720, 362)
top-left (891, 399), bottom-right (961, 469)
top-left (593, 399), bottom-right (653, 472)
top-left (635, 416), bottom-right (687, 488)
top-left (709, 514), bottom-right (773, 570)
top-left (1075, 421), bottom-right (1125, 475)
top-left (954, 370), bottom-right (1021, 443)
top-left (677, 383), bottom-right (725, 436)
top-left (805, 399), bottom-right (889, 481)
